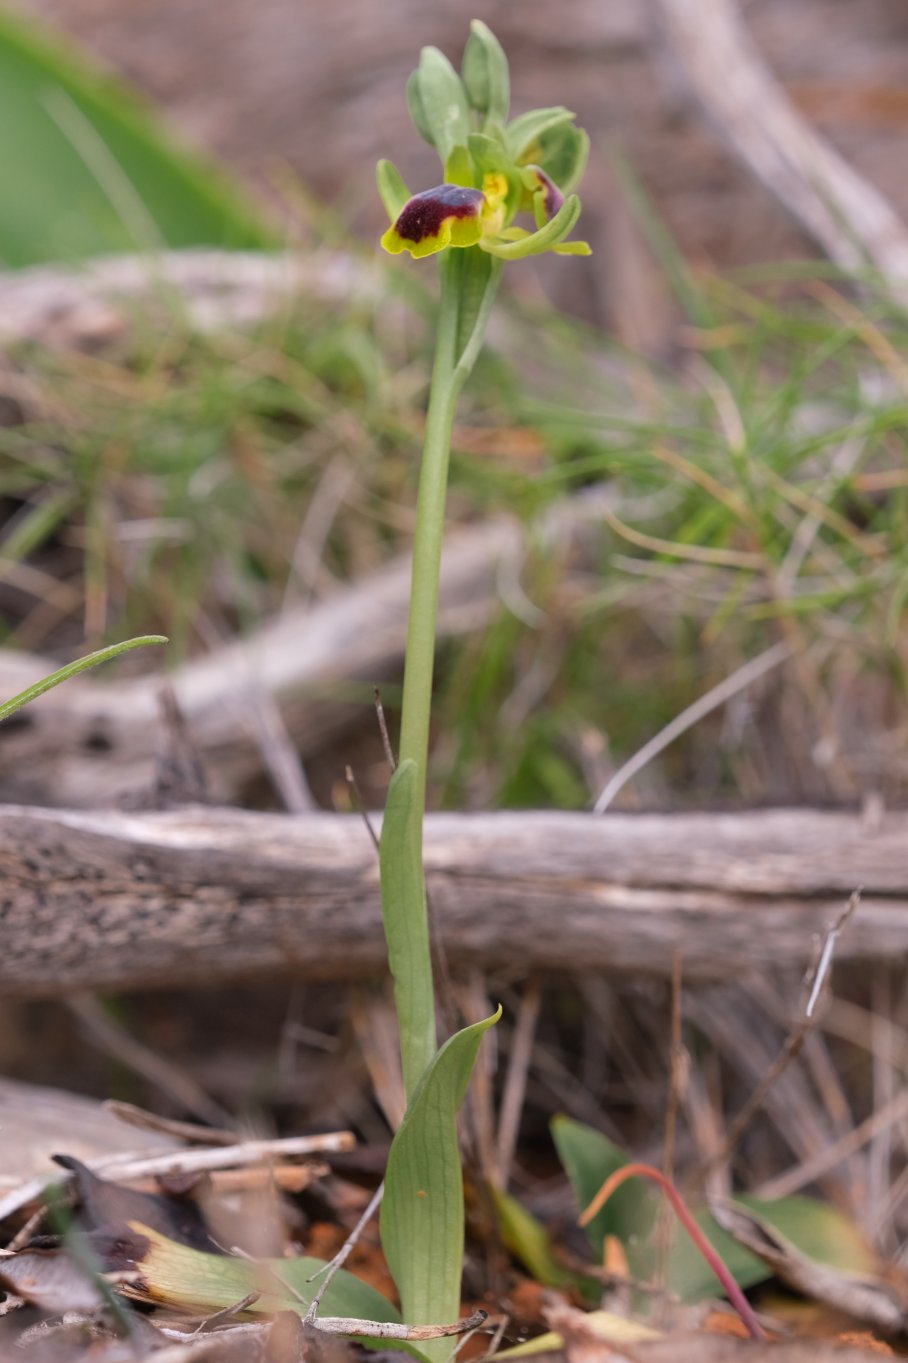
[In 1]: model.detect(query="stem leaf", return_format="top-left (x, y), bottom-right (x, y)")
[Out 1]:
top-left (379, 758), bottom-right (437, 1100)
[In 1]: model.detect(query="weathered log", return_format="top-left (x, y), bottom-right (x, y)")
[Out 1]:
top-left (0, 804), bottom-right (904, 997)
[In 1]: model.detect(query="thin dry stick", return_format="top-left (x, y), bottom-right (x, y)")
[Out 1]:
top-left (307, 1308), bottom-right (487, 1341)
top-left (0, 1132), bottom-right (355, 1222)
top-left (345, 765), bottom-right (381, 854)
top-left (305, 1181), bottom-right (384, 1324)
top-left (374, 686), bottom-right (396, 773)
top-left (757, 1083), bottom-right (908, 1201)
top-left (656, 952), bottom-right (686, 1296)
top-left (247, 684), bottom-right (316, 812)
top-left (593, 641), bottom-right (790, 812)
top-left (702, 890), bottom-right (860, 1181)
top-left (105, 1100), bottom-right (237, 1146)
top-left (495, 981), bottom-right (542, 1189)
top-left (66, 994), bottom-right (231, 1128)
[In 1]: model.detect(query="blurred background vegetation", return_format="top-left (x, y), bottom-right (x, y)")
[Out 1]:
top-left (1, 1), bottom-right (907, 814)
top-left (0, 2), bottom-right (907, 1302)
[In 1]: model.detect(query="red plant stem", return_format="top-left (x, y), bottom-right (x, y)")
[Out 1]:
top-left (579, 1162), bottom-right (766, 1342)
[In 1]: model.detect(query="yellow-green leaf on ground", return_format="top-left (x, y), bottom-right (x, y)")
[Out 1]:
top-left (114, 1220), bottom-right (400, 1326)
top-left (494, 1308), bottom-right (661, 1359)
top-left (492, 1186), bottom-right (576, 1290)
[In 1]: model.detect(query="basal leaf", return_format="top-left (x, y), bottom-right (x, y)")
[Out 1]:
top-left (381, 1009), bottom-right (501, 1363)
top-left (665, 1194), bottom-right (878, 1304)
top-left (492, 1186), bottom-right (575, 1289)
top-left (551, 1115), bottom-right (657, 1260)
top-left (118, 1220), bottom-right (400, 1325)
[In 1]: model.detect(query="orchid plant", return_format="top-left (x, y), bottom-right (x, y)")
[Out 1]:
top-left (374, 22), bottom-right (590, 1360)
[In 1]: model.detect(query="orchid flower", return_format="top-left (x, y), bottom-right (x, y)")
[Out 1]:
top-left (377, 22), bottom-right (590, 262)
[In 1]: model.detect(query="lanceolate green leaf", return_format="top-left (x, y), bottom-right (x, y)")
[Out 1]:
top-left (381, 1009), bottom-right (501, 1363)
top-left (0, 8), bottom-right (274, 267)
top-left (379, 758), bottom-right (436, 1101)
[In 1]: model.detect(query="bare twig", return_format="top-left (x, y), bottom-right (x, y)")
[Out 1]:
top-left (105, 1100), bottom-right (237, 1147)
top-left (374, 687), bottom-right (396, 773)
top-left (654, 0), bottom-right (908, 294)
top-left (0, 1132), bottom-right (355, 1223)
top-left (701, 890), bottom-right (860, 1179)
top-left (67, 994), bottom-right (230, 1128)
top-left (494, 982), bottom-right (541, 1189)
top-left (593, 643), bottom-right (790, 812)
top-left (305, 1181), bottom-right (384, 1323)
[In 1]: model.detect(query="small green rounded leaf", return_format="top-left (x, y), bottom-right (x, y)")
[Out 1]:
top-left (407, 68), bottom-right (435, 148)
top-left (462, 20), bottom-right (510, 125)
top-left (376, 159), bottom-right (411, 221)
top-left (409, 46), bottom-right (471, 164)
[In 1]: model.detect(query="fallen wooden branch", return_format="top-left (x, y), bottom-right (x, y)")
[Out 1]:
top-left (655, 0), bottom-right (908, 293)
top-left (0, 518), bottom-right (522, 808)
top-left (0, 804), bottom-right (904, 997)
top-left (0, 486), bottom-right (622, 808)
top-left (0, 249), bottom-right (378, 348)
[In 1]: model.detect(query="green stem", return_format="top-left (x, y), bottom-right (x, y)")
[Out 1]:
top-left (397, 250), bottom-right (462, 799)
top-left (384, 249), bottom-right (500, 1101)
top-left (398, 249), bottom-right (502, 798)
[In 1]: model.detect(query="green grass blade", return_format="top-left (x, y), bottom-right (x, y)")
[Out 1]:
top-left (0, 635), bottom-right (167, 724)
top-left (381, 1008), bottom-right (501, 1363)
top-left (379, 758), bottom-right (436, 1101)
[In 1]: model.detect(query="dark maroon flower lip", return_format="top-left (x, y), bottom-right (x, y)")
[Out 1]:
top-left (394, 184), bottom-right (484, 244)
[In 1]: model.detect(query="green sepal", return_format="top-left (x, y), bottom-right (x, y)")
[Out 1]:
top-left (462, 20), bottom-right (510, 126)
top-left (379, 758), bottom-right (436, 1098)
top-left (443, 144), bottom-right (475, 188)
top-left (505, 106), bottom-right (576, 163)
top-left (482, 193), bottom-right (586, 259)
top-left (535, 122), bottom-right (590, 195)
top-left (408, 46), bottom-right (471, 164)
top-left (407, 68), bottom-right (435, 148)
top-left (381, 1007), bottom-right (502, 1363)
top-left (376, 159), bottom-right (411, 221)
